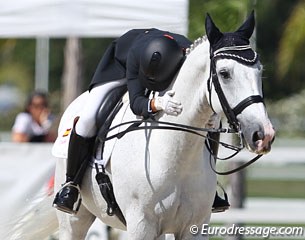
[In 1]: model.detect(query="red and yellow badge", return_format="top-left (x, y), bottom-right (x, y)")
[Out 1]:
top-left (62, 128), bottom-right (72, 137)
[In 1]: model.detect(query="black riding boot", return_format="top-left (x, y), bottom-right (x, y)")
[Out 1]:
top-left (207, 131), bottom-right (230, 213)
top-left (53, 126), bottom-right (95, 214)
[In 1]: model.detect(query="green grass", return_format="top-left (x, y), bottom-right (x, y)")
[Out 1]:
top-left (246, 179), bottom-right (305, 199)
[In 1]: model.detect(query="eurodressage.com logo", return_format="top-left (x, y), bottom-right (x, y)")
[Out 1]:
top-left (189, 224), bottom-right (305, 238)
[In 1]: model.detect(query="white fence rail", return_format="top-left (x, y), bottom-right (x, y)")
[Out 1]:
top-left (211, 198), bottom-right (305, 224)
top-left (229, 146), bottom-right (305, 164)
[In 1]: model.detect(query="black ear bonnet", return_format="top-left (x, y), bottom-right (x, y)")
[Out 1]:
top-left (205, 11), bottom-right (258, 65)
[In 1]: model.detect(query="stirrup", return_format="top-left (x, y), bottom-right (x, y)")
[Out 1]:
top-left (212, 182), bottom-right (230, 213)
top-left (53, 182), bottom-right (82, 215)
top-left (212, 203), bottom-right (230, 213)
top-left (212, 193), bottom-right (230, 213)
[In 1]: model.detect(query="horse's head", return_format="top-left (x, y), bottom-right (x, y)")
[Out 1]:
top-left (205, 11), bottom-right (275, 155)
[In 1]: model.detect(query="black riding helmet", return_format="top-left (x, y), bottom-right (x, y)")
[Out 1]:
top-left (139, 35), bottom-right (185, 91)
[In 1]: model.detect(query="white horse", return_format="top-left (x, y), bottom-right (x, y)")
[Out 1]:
top-left (13, 13), bottom-right (275, 240)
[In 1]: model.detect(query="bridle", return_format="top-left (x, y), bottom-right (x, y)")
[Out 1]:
top-left (205, 45), bottom-right (265, 174)
top-left (99, 45), bottom-right (266, 175)
top-left (207, 45), bottom-right (264, 132)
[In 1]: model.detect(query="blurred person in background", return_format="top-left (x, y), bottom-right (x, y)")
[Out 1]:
top-left (11, 90), bottom-right (56, 142)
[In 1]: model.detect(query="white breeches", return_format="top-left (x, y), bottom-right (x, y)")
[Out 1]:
top-left (75, 80), bottom-right (126, 137)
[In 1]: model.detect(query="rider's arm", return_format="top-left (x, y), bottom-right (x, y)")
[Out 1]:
top-left (127, 50), bottom-right (154, 118)
top-left (127, 75), bottom-right (153, 118)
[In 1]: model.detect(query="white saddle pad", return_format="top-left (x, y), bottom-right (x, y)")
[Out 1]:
top-left (52, 91), bottom-right (129, 167)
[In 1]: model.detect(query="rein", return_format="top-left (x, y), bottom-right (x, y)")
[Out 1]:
top-left (102, 119), bottom-right (236, 141)
top-left (100, 118), bottom-right (262, 175)
top-left (205, 135), bottom-right (262, 175)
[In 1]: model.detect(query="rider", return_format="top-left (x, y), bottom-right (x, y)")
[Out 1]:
top-left (53, 28), bottom-right (229, 214)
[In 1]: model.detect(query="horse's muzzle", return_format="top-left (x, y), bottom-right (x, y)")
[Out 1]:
top-left (251, 123), bottom-right (275, 154)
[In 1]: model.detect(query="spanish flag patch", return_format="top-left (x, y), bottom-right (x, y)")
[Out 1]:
top-left (62, 128), bottom-right (72, 137)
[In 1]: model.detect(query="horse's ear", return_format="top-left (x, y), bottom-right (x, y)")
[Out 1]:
top-left (235, 10), bottom-right (255, 39)
top-left (205, 13), bottom-right (223, 45)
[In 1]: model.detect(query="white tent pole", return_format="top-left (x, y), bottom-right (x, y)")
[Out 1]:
top-left (35, 37), bottom-right (49, 91)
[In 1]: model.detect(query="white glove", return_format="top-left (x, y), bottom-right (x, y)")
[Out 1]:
top-left (153, 90), bottom-right (183, 116)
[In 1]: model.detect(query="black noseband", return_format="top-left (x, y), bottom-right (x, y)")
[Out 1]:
top-left (233, 95), bottom-right (264, 116)
top-left (208, 56), bottom-right (264, 132)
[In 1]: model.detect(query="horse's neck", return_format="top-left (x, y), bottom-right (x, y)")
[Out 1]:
top-left (151, 40), bottom-right (215, 166)
top-left (171, 39), bottom-right (213, 128)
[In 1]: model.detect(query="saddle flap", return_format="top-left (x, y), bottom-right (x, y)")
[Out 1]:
top-left (52, 91), bottom-right (90, 158)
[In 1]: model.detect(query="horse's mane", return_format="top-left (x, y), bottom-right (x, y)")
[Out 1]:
top-left (185, 35), bottom-right (208, 56)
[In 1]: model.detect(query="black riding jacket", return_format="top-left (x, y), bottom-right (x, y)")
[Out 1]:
top-left (89, 28), bottom-right (191, 118)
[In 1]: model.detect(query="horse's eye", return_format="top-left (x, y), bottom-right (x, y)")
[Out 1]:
top-left (219, 69), bottom-right (230, 79)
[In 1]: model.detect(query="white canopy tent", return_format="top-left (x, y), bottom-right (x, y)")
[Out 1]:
top-left (0, 0), bottom-right (189, 38)
top-left (0, 0), bottom-right (189, 91)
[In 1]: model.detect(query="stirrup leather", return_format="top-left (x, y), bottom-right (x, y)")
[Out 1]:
top-left (53, 182), bottom-right (82, 215)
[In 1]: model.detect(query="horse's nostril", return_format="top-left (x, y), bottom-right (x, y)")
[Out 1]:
top-left (252, 131), bottom-right (264, 142)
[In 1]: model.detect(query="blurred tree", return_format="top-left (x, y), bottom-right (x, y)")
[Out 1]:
top-left (61, 38), bottom-right (83, 110)
top-left (53, 37), bottom-right (114, 113)
top-left (188, 0), bottom-right (304, 101)
top-left (49, 39), bottom-right (65, 92)
top-left (256, 0), bottom-right (297, 100)
top-left (189, 0), bottom-right (250, 41)
top-left (47, 38), bottom-right (113, 93)
top-left (276, 0), bottom-right (305, 95)
top-left (0, 39), bottom-right (34, 93)
top-left (82, 38), bottom-right (114, 88)
top-left (0, 62), bottom-right (31, 93)
top-left (266, 0), bottom-right (305, 137)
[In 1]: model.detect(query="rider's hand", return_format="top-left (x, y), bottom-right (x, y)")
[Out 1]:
top-left (152, 90), bottom-right (183, 116)
top-left (39, 108), bottom-right (52, 131)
